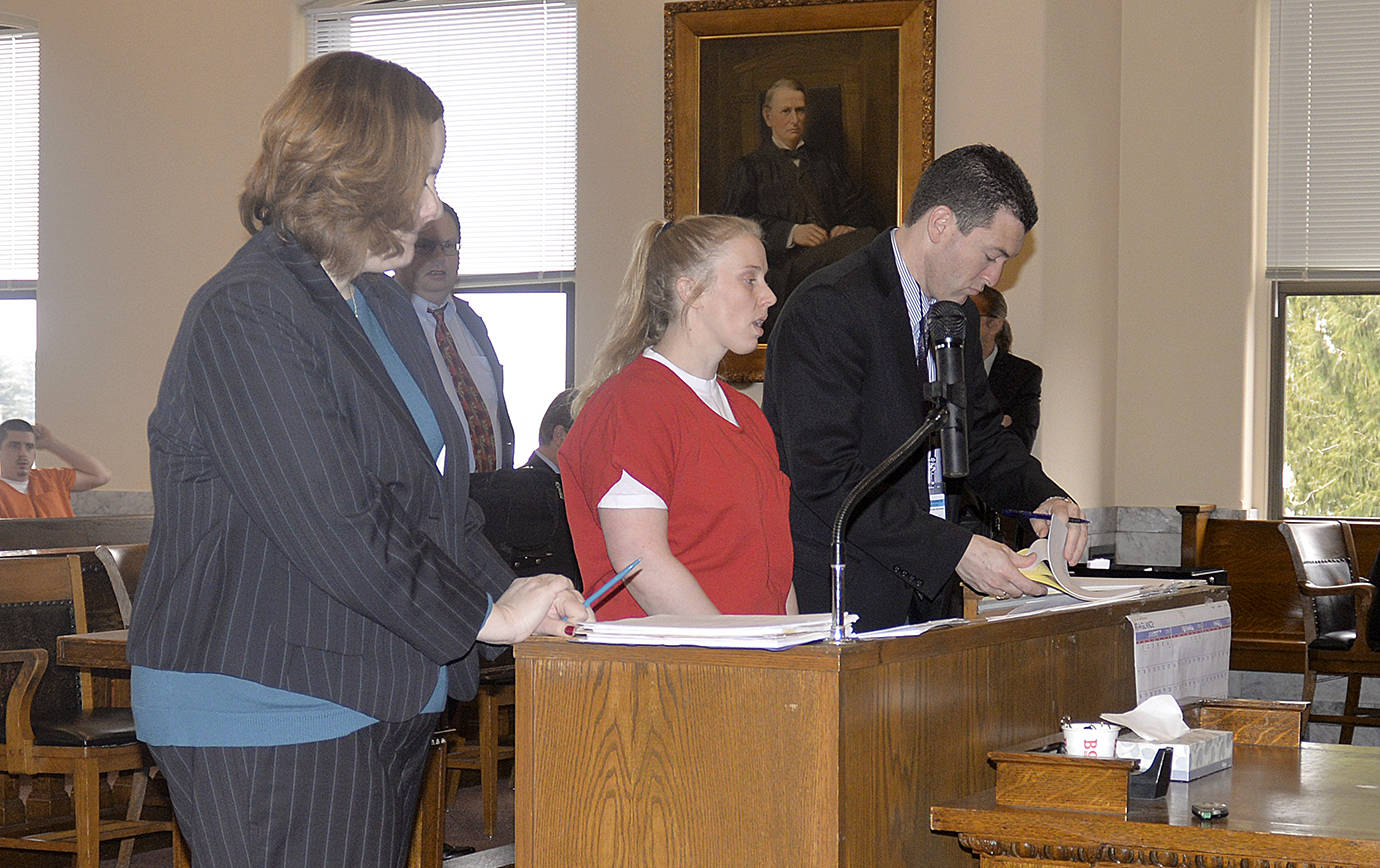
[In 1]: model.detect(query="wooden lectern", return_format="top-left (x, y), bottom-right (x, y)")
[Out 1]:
top-left (514, 585), bottom-right (1226, 866)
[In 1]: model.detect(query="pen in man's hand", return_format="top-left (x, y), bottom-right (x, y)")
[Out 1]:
top-left (1000, 509), bottom-right (1091, 525)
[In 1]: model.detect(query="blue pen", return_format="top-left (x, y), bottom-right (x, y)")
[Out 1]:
top-left (584, 557), bottom-right (643, 608)
top-left (1001, 509), bottom-right (1090, 525)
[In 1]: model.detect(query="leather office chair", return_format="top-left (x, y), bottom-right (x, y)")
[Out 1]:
top-left (94, 543), bottom-right (147, 628)
top-left (0, 554), bottom-right (177, 868)
top-left (1278, 520), bottom-right (1380, 743)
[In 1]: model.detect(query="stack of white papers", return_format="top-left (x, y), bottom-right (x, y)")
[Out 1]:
top-left (568, 614), bottom-right (852, 649)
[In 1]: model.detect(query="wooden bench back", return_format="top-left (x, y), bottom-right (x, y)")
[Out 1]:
top-left (0, 555), bottom-right (88, 729)
top-left (0, 514), bottom-right (152, 551)
top-left (1178, 505), bottom-right (1380, 673)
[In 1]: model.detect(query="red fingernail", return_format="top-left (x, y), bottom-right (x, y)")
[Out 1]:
top-left (564, 624), bottom-right (575, 636)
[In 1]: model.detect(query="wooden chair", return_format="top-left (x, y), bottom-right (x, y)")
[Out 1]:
top-left (94, 543), bottom-right (147, 628)
top-left (445, 666), bottom-right (516, 837)
top-left (1278, 520), bottom-right (1380, 743)
top-left (0, 554), bottom-right (175, 868)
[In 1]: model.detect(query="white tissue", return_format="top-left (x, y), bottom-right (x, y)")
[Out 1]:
top-left (1099, 694), bottom-right (1190, 742)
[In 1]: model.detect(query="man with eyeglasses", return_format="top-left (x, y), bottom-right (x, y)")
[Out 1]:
top-left (394, 201), bottom-right (514, 472)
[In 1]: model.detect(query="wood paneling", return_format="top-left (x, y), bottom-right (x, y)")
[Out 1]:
top-left (516, 586), bottom-right (1226, 866)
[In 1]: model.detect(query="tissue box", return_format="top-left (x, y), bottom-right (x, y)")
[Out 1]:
top-left (1114, 728), bottom-right (1232, 781)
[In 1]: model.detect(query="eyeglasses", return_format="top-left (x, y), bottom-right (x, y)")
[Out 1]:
top-left (415, 239), bottom-right (460, 256)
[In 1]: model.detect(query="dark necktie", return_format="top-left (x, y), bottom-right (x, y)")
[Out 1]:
top-left (428, 306), bottom-right (497, 473)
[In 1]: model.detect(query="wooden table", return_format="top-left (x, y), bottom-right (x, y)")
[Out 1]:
top-left (57, 628), bottom-right (130, 670)
top-left (932, 730), bottom-right (1380, 865)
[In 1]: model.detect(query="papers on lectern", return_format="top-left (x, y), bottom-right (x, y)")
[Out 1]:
top-left (567, 613), bottom-right (856, 649)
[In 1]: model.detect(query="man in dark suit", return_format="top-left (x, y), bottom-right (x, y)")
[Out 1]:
top-left (394, 201), bottom-right (515, 471)
top-left (764, 144), bottom-right (1086, 630)
top-left (469, 388), bottom-right (583, 589)
top-left (720, 78), bottom-right (878, 331)
top-left (975, 285), bottom-right (1043, 449)
top-left (521, 389), bottom-right (581, 586)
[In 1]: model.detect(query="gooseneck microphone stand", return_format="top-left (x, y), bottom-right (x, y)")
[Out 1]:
top-left (827, 403), bottom-right (948, 643)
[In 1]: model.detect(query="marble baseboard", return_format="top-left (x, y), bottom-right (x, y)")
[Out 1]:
top-left (1089, 505), bottom-right (1251, 568)
top-left (71, 488), bottom-right (154, 516)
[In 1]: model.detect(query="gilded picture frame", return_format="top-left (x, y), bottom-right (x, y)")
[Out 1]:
top-left (665, 0), bottom-right (936, 383)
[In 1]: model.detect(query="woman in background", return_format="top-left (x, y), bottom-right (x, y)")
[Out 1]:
top-left (560, 215), bottom-right (796, 618)
top-left (130, 52), bottom-right (587, 866)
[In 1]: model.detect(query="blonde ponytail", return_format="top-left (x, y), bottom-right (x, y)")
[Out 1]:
top-left (573, 215), bottom-right (760, 415)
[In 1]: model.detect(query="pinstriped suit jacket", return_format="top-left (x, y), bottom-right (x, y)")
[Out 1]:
top-left (130, 228), bottom-right (513, 721)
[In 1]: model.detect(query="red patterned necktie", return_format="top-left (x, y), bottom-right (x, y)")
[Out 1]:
top-left (428, 306), bottom-right (497, 472)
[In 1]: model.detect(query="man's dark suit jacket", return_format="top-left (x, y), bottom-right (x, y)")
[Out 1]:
top-left (987, 348), bottom-right (1043, 450)
top-left (763, 231), bottom-right (1067, 630)
top-left (451, 298), bottom-right (515, 469)
top-left (131, 228), bottom-right (513, 721)
top-left (521, 451), bottom-right (581, 590)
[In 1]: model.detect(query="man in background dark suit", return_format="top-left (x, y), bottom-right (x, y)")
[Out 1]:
top-left (975, 285), bottom-right (1043, 449)
top-left (395, 201), bottom-right (515, 471)
top-left (764, 144), bottom-right (1086, 630)
top-left (522, 389), bottom-right (581, 586)
top-left (470, 388), bottom-right (583, 590)
top-left (720, 78), bottom-right (878, 331)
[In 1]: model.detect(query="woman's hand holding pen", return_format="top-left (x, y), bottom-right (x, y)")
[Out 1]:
top-left (477, 574), bottom-right (593, 644)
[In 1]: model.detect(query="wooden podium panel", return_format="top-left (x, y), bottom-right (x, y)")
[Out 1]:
top-left (515, 586), bottom-right (1226, 866)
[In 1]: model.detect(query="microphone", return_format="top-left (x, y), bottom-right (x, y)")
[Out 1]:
top-left (926, 300), bottom-right (968, 479)
top-left (828, 405), bottom-right (947, 642)
top-left (824, 301), bottom-right (970, 642)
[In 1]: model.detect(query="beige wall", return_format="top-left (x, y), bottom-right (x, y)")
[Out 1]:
top-left (1116, 0), bottom-right (1261, 508)
top-left (25, 0), bottom-right (1264, 511)
top-left (24, 0), bottom-right (300, 489)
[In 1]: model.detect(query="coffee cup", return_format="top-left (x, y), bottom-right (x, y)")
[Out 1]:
top-left (1062, 721), bottom-right (1119, 758)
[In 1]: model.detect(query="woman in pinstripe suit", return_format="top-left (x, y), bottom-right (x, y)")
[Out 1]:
top-left (130, 52), bottom-right (590, 866)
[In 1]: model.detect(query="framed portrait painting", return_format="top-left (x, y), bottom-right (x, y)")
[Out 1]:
top-left (665, 0), bottom-right (936, 382)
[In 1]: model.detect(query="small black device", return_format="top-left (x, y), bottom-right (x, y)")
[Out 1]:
top-left (1191, 802), bottom-right (1229, 821)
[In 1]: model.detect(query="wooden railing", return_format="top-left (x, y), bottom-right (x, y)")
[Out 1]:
top-left (1178, 504), bottom-right (1380, 673)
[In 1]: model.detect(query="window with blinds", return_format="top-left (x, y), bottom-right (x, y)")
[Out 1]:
top-left (0, 24), bottom-right (38, 422)
top-left (0, 25), bottom-right (38, 288)
top-left (1267, 0), bottom-right (1380, 276)
top-left (307, 1), bottom-right (576, 278)
top-left (1267, 0), bottom-right (1380, 517)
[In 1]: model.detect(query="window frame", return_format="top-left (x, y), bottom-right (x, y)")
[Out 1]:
top-left (1268, 275), bottom-right (1380, 518)
top-left (454, 274), bottom-right (575, 385)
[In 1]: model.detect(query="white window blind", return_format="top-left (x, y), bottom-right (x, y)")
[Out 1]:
top-left (0, 27), bottom-right (38, 285)
top-left (308, 1), bottom-right (576, 277)
top-left (1268, 0), bottom-right (1380, 273)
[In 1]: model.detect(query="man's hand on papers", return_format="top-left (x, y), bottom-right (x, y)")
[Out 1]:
top-left (1029, 497), bottom-right (1088, 565)
top-left (956, 534), bottom-right (1049, 601)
